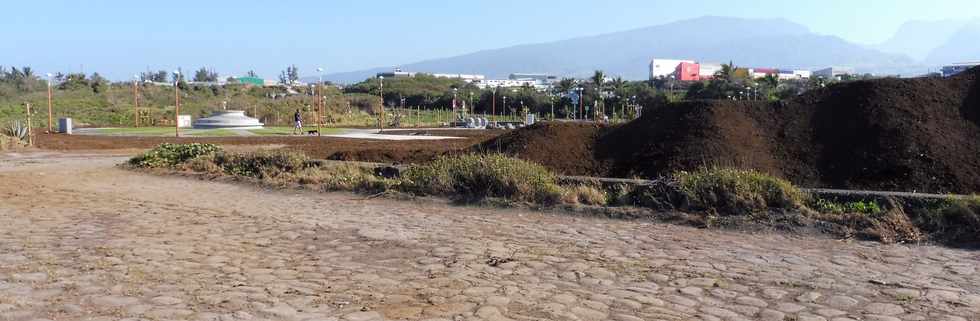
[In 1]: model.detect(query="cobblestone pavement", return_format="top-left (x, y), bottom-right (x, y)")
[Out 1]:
top-left (1, 152), bottom-right (978, 321)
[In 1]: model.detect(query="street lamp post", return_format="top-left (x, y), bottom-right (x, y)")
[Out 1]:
top-left (173, 70), bottom-right (181, 137)
top-left (577, 87), bottom-right (584, 120)
top-left (46, 73), bottom-right (53, 133)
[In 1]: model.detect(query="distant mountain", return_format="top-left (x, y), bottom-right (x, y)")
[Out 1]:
top-left (924, 21), bottom-right (980, 65)
top-left (324, 16), bottom-right (914, 83)
top-left (873, 19), bottom-right (973, 61)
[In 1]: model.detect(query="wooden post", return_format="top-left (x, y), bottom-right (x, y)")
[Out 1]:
top-left (25, 103), bottom-right (33, 146)
top-left (47, 83), bottom-right (53, 133)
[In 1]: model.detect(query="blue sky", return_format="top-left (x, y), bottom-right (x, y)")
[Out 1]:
top-left (2, 0), bottom-right (976, 80)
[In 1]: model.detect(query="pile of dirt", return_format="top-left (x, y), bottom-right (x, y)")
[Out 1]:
top-left (476, 122), bottom-right (612, 176)
top-left (482, 67), bottom-right (980, 194)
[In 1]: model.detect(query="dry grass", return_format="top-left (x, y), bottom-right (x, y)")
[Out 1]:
top-left (562, 185), bottom-right (608, 206)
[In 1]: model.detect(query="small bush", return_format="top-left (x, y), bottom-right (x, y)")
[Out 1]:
top-left (563, 185), bottom-right (608, 206)
top-left (212, 150), bottom-right (310, 178)
top-left (675, 168), bottom-right (805, 214)
top-left (811, 198), bottom-right (883, 215)
top-left (295, 164), bottom-right (396, 193)
top-left (911, 196), bottom-right (980, 244)
top-left (402, 154), bottom-right (563, 204)
top-left (129, 143), bottom-right (222, 168)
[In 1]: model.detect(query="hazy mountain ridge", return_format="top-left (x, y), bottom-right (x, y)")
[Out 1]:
top-left (323, 16), bottom-right (917, 83)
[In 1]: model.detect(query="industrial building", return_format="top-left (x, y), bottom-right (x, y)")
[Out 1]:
top-left (650, 59), bottom-right (695, 79)
top-left (698, 63), bottom-right (723, 79)
top-left (675, 62), bottom-right (701, 81)
top-left (375, 68), bottom-right (485, 82)
top-left (777, 69), bottom-right (812, 80)
top-left (509, 73), bottom-right (557, 83)
top-left (941, 62), bottom-right (980, 77)
top-left (813, 67), bottom-right (855, 79)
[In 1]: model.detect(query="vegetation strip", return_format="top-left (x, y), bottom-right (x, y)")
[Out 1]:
top-left (126, 143), bottom-right (980, 248)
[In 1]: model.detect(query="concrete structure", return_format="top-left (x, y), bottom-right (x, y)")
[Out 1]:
top-left (429, 73), bottom-right (485, 82)
top-left (675, 62), bottom-right (701, 81)
top-left (650, 59), bottom-right (695, 79)
top-left (192, 111), bottom-right (263, 129)
top-left (698, 63), bottom-right (723, 79)
top-left (813, 67), bottom-right (855, 79)
top-left (942, 62), bottom-right (980, 77)
top-left (58, 118), bottom-right (72, 135)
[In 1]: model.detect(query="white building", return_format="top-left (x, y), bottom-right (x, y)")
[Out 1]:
top-left (698, 63), bottom-right (723, 79)
top-left (650, 59), bottom-right (695, 79)
top-left (430, 73), bottom-right (486, 82)
top-left (813, 67), bottom-right (855, 79)
top-left (777, 69), bottom-right (812, 80)
top-left (473, 79), bottom-right (549, 90)
top-left (941, 62), bottom-right (980, 77)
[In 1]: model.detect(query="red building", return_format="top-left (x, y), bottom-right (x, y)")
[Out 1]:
top-left (674, 62), bottom-right (700, 81)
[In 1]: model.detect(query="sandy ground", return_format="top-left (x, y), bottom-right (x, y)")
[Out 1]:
top-left (0, 151), bottom-right (978, 321)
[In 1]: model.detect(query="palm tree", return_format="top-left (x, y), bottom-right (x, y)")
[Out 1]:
top-left (591, 70), bottom-right (605, 118)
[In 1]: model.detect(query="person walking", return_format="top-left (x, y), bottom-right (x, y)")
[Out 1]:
top-left (292, 109), bottom-right (303, 135)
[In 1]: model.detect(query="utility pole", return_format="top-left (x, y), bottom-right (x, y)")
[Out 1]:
top-left (317, 67), bottom-right (324, 135)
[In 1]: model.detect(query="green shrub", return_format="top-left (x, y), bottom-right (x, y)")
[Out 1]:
top-left (811, 198), bottom-right (883, 215)
top-left (675, 168), bottom-right (805, 214)
top-left (212, 150), bottom-right (310, 178)
top-left (294, 164), bottom-right (396, 193)
top-left (129, 143), bottom-right (222, 168)
top-left (402, 154), bottom-right (563, 204)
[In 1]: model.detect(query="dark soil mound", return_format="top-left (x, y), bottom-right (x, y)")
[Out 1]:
top-left (484, 67), bottom-right (980, 193)
top-left (475, 122), bottom-right (611, 176)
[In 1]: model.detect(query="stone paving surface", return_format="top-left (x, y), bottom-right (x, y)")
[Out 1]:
top-left (1, 152), bottom-right (979, 321)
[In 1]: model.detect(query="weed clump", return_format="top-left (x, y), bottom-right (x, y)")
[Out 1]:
top-left (563, 185), bottom-right (608, 206)
top-left (129, 143), bottom-right (222, 168)
top-left (811, 198), bottom-right (883, 215)
top-left (210, 150), bottom-right (310, 178)
top-left (402, 154), bottom-right (564, 204)
top-left (675, 168), bottom-right (805, 214)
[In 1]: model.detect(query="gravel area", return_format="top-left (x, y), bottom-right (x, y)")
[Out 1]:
top-left (1, 151), bottom-right (978, 321)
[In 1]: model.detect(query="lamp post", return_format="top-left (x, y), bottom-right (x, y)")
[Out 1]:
top-left (378, 75), bottom-right (384, 133)
top-left (577, 86), bottom-right (584, 120)
top-left (133, 74), bottom-right (140, 128)
top-left (452, 87), bottom-right (458, 126)
top-left (173, 70), bottom-right (181, 137)
top-left (468, 91), bottom-right (474, 116)
top-left (46, 73), bottom-right (53, 133)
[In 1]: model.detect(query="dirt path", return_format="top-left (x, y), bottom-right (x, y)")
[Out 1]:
top-left (0, 152), bottom-right (978, 321)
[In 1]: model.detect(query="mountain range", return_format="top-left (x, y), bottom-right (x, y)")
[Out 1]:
top-left (321, 16), bottom-right (978, 83)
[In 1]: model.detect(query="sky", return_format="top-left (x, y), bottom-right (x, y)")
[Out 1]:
top-left (1, 0), bottom-right (976, 80)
